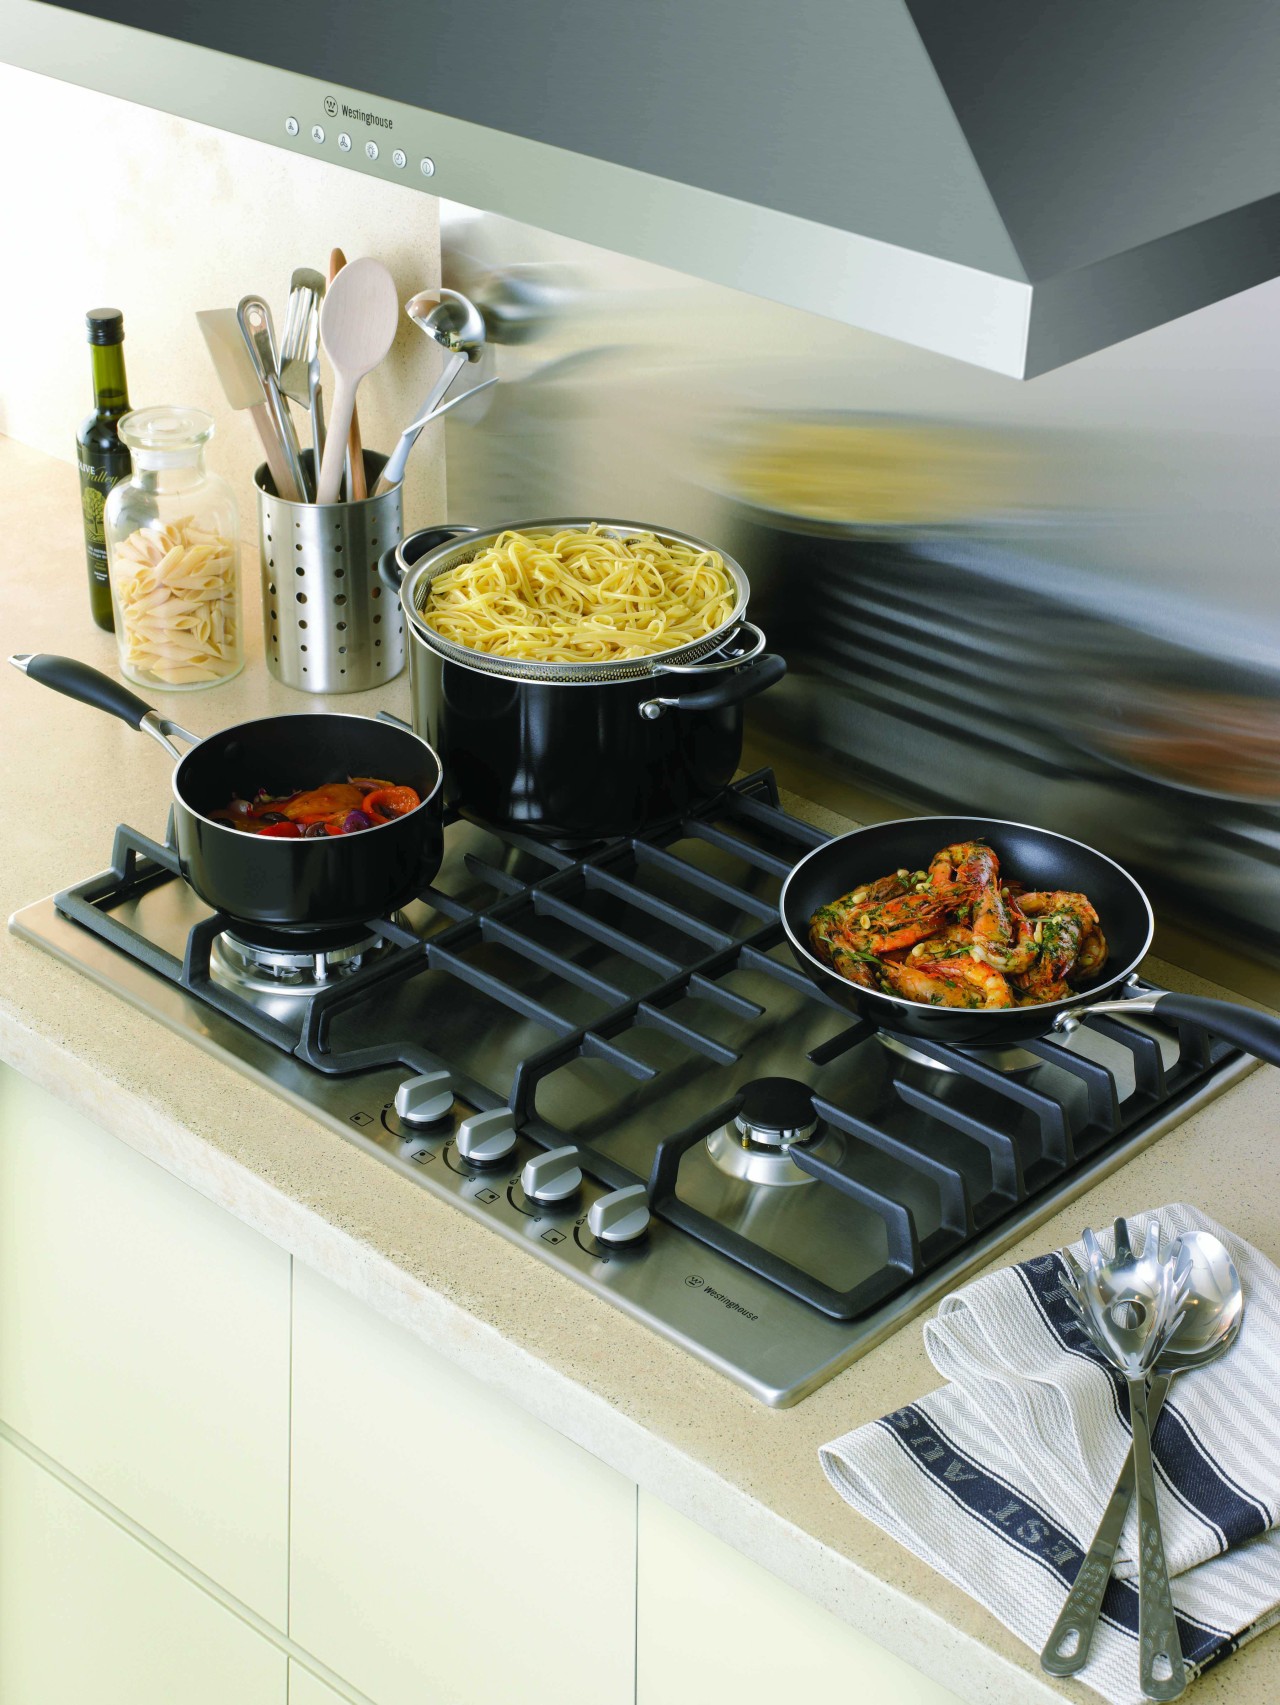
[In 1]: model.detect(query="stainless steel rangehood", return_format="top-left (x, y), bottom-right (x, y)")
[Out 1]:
top-left (7, 0), bottom-right (1280, 376)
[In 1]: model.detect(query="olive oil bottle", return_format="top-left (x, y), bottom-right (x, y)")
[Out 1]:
top-left (77, 309), bottom-right (132, 631)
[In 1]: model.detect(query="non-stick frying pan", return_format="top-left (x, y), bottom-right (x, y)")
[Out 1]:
top-left (781, 815), bottom-right (1280, 1066)
top-left (14, 654), bottom-right (444, 940)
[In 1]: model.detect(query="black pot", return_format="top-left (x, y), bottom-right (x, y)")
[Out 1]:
top-left (14, 654), bottom-right (444, 939)
top-left (381, 521), bottom-right (787, 841)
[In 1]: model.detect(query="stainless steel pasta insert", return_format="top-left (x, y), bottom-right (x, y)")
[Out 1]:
top-left (255, 451), bottom-right (404, 694)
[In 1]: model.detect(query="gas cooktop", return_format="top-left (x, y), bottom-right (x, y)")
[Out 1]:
top-left (10, 769), bottom-right (1253, 1405)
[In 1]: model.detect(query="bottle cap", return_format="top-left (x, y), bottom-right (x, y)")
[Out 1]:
top-left (86, 309), bottom-right (125, 346)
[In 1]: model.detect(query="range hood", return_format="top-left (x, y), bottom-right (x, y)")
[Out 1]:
top-left (7, 0), bottom-right (1279, 377)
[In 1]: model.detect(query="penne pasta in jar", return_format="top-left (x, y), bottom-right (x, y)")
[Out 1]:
top-left (104, 407), bottom-right (243, 690)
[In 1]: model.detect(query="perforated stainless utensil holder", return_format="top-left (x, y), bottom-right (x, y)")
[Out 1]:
top-left (256, 450), bottom-right (405, 693)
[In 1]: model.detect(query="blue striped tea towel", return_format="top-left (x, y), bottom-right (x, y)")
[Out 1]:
top-left (820, 1205), bottom-right (1280, 1704)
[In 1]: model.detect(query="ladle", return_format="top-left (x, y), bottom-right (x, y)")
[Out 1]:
top-left (374, 288), bottom-right (488, 494)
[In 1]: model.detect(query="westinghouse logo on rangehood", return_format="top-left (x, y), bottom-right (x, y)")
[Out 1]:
top-left (324, 94), bottom-right (393, 131)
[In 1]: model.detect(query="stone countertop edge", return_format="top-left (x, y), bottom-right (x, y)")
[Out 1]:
top-left (3, 431), bottom-right (1280, 1705)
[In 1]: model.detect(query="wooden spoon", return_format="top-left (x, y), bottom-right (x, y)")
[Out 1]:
top-left (316, 255), bottom-right (397, 504)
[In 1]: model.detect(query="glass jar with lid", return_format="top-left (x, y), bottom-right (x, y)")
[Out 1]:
top-left (104, 406), bottom-right (243, 689)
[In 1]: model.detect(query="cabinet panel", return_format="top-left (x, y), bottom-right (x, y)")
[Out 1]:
top-left (0, 1438), bottom-right (286, 1705)
top-left (0, 1065), bottom-right (292, 1624)
top-left (290, 1264), bottom-right (636, 1705)
top-left (289, 1664), bottom-right (350, 1704)
top-left (637, 1492), bottom-right (963, 1705)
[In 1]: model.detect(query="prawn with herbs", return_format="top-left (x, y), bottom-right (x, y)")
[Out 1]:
top-left (211, 777), bottom-right (422, 838)
top-left (807, 842), bottom-right (1107, 1009)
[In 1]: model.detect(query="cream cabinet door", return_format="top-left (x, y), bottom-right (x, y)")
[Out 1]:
top-left (290, 1264), bottom-right (636, 1705)
top-left (289, 1664), bottom-right (354, 1704)
top-left (0, 1065), bottom-right (292, 1624)
top-left (0, 1438), bottom-right (286, 1705)
top-left (637, 1492), bottom-right (963, 1705)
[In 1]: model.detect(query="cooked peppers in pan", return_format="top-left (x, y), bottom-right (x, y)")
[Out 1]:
top-left (212, 777), bottom-right (421, 838)
top-left (809, 841), bottom-right (1107, 1009)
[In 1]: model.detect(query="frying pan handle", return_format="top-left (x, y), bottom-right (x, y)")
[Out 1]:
top-left (1149, 992), bottom-right (1280, 1070)
top-left (1065, 990), bottom-right (1280, 1070)
top-left (11, 653), bottom-right (199, 761)
top-left (378, 526), bottom-right (480, 596)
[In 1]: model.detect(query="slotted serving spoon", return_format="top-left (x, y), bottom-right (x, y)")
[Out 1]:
top-left (1044, 1228), bottom-right (1243, 1685)
top-left (315, 257), bottom-right (399, 504)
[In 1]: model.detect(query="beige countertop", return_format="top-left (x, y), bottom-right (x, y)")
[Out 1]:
top-left (3, 431), bottom-right (1279, 1705)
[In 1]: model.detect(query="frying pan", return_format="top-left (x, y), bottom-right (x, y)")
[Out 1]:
top-left (13, 653), bottom-right (444, 940)
top-left (780, 815), bottom-right (1280, 1066)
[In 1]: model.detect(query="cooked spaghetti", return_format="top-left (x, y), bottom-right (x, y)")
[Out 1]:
top-left (418, 526), bottom-right (736, 663)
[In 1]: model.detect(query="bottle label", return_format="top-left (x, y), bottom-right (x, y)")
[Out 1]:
top-left (78, 453), bottom-right (130, 578)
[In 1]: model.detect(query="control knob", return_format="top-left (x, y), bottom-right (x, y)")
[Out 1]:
top-left (394, 1070), bottom-right (453, 1127)
top-left (520, 1145), bottom-right (582, 1205)
top-left (455, 1108), bottom-right (517, 1168)
top-left (587, 1184), bottom-right (651, 1247)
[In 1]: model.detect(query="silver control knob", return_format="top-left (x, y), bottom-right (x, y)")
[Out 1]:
top-left (394, 1070), bottom-right (454, 1127)
top-left (455, 1108), bottom-right (516, 1167)
top-left (587, 1184), bottom-right (651, 1247)
top-left (520, 1145), bottom-right (582, 1205)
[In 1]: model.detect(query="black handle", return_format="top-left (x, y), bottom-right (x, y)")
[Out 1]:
top-left (15, 653), bottom-right (155, 730)
top-left (1154, 992), bottom-right (1280, 1069)
top-left (378, 525), bottom-right (480, 597)
top-left (658, 651), bottom-right (787, 713)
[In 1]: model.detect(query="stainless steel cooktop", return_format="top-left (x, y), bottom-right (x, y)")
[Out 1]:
top-left (9, 772), bottom-right (1253, 1405)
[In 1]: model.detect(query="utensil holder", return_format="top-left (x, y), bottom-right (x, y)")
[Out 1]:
top-left (256, 450), bottom-right (404, 693)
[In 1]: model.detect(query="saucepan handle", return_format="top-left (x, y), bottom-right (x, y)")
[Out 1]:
top-left (1065, 989), bottom-right (1280, 1070)
top-left (10, 653), bottom-right (199, 762)
top-left (378, 525), bottom-right (480, 597)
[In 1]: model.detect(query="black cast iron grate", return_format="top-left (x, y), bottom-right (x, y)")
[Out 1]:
top-left (54, 771), bottom-right (1236, 1322)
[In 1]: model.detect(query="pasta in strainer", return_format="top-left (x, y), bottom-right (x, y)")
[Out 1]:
top-left (419, 526), bottom-right (736, 663)
top-left (111, 518), bottom-right (241, 686)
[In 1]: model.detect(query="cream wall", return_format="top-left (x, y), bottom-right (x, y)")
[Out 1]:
top-left (0, 61), bottom-right (446, 605)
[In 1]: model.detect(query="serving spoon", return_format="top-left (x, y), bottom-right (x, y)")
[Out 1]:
top-left (1053, 1220), bottom-right (1198, 1699)
top-left (1043, 1228), bottom-right (1243, 1685)
top-left (315, 257), bottom-right (399, 505)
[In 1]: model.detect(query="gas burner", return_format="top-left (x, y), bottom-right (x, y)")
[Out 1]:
top-left (877, 1031), bottom-right (1044, 1076)
top-left (706, 1076), bottom-right (836, 1187)
top-left (211, 926), bottom-right (395, 995)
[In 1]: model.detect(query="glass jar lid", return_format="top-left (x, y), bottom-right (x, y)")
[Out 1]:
top-left (119, 406), bottom-right (215, 470)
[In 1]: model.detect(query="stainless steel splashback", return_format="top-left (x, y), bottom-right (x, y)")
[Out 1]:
top-left (439, 203), bottom-right (1280, 985)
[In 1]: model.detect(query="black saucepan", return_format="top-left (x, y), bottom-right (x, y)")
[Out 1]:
top-left (781, 815), bottom-right (1280, 1065)
top-left (15, 654), bottom-right (444, 940)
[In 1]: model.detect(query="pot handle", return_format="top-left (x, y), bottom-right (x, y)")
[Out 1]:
top-left (1062, 989), bottom-right (1280, 1070)
top-left (639, 625), bottom-right (787, 720)
top-left (10, 653), bottom-right (199, 761)
top-left (378, 525), bottom-right (480, 596)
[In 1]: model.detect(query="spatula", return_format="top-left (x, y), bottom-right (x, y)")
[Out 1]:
top-left (196, 308), bottom-right (301, 501)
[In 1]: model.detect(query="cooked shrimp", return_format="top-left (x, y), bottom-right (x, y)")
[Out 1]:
top-left (1012, 892), bottom-right (1103, 1001)
top-left (928, 841), bottom-right (999, 894)
top-left (881, 955), bottom-right (1014, 1009)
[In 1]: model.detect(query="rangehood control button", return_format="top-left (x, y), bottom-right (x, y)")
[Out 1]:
top-left (455, 1108), bottom-right (516, 1167)
top-left (587, 1185), bottom-right (651, 1247)
top-left (520, 1146), bottom-right (582, 1205)
top-left (394, 1071), bottom-right (454, 1127)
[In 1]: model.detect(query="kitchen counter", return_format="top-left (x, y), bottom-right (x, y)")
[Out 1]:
top-left (3, 430), bottom-right (1279, 1705)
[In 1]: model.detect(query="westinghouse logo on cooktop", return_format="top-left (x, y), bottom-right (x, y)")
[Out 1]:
top-left (326, 95), bottom-right (394, 131)
top-left (686, 1276), bottom-right (758, 1321)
